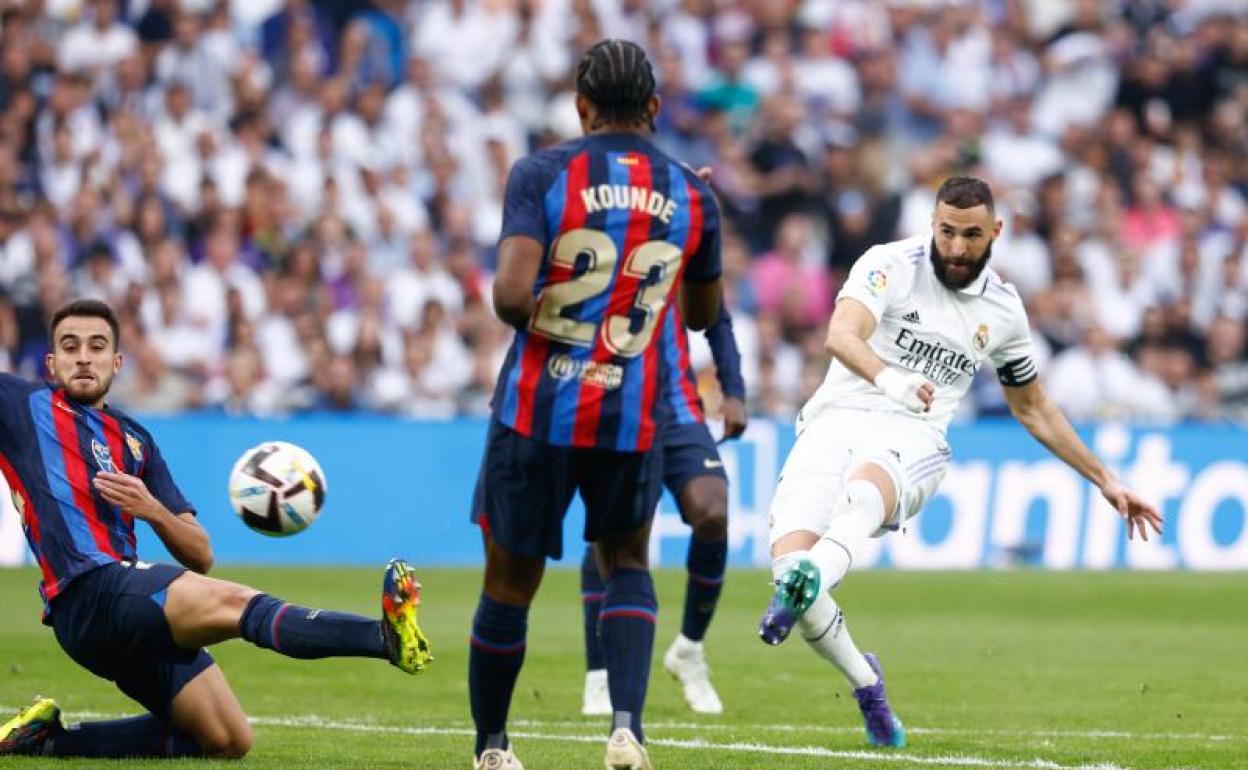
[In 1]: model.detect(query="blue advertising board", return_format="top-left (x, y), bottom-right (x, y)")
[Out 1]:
top-left (0, 417), bottom-right (1243, 570)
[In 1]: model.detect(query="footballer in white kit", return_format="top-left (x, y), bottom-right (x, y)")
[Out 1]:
top-left (757, 177), bottom-right (1163, 749)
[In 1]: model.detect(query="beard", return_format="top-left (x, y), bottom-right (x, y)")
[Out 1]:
top-left (59, 372), bottom-right (113, 405)
top-left (930, 237), bottom-right (994, 290)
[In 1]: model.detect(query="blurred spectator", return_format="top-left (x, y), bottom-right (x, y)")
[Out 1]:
top-left (308, 354), bottom-right (360, 412)
top-left (109, 334), bottom-right (197, 414)
top-left (0, 0), bottom-right (1241, 426)
top-left (750, 213), bottom-right (831, 339)
top-left (697, 30), bottom-right (759, 134)
top-left (747, 94), bottom-right (818, 251)
top-left (1045, 322), bottom-right (1174, 422)
top-left (1202, 314), bottom-right (1248, 420)
top-left (58, 0), bottom-right (138, 78)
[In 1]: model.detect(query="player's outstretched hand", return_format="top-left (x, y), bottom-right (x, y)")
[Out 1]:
top-left (721, 395), bottom-right (748, 440)
top-left (1100, 480), bottom-right (1163, 541)
top-left (93, 472), bottom-right (163, 522)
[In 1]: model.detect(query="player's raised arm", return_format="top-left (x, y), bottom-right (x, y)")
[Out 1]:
top-left (1002, 380), bottom-right (1163, 541)
top-left (705, 307), bottom-right (747, 438)
top-left (826, 298), bottom-right (933, 413)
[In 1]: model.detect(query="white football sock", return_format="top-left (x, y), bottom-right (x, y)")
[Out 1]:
top-left (797, 592), bottom-right (878, 689)
top-left (771, 549), bottom-right (877, 689)
top-left (770, 550), bottom-right (807, 581)
top-left (808, 479), bottom-right (886, 590)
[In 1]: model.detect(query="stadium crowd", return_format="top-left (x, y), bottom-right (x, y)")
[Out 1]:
top-left (0, 0), bottom-right (1244, 423)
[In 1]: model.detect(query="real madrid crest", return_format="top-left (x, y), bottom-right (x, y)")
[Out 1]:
top-left (973, 323), bottom-right (989, 351)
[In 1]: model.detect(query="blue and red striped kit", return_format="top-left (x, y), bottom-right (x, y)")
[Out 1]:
top-left (0, 374), bottom-right (194, 608)
top-left (492, 133), bottom-right (722, 452)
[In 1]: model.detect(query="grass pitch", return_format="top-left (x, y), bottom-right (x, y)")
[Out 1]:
top-left (0, 566), bottom-right (1244, 769)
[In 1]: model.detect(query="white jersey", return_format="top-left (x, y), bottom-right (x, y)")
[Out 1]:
top-left (803, 235), bottom-right (1038, 434)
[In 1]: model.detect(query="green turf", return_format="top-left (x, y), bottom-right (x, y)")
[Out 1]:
top-left (1, 566), bottom-right (1245, 769)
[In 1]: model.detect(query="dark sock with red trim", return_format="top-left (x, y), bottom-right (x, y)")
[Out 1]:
top-left (681, 535), bottom-right (727, 641)
top-left (46, 714), bottom-right (200, 758)
top-left (238, 594), bottom-right (386, 659)
top-left (580, 547), bottom-right (606, 671)
top-left (469, 593), bottom-right (529, 757)
top-left (600, 568), bottom-right (657, 741)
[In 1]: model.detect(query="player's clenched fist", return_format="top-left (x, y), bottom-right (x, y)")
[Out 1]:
top-left (872, 368), bottom-right (934, 413)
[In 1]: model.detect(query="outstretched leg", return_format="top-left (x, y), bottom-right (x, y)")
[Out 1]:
top-left (761, 461), bottom-right (905, 747)
top-left (161, 560), bottom-right (430, 673)
top-left (759, 464), bottom-right (895, 644)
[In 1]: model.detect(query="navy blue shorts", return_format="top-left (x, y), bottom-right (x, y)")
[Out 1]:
top-left (50, 561), bottom-right (214, 719)
top-left (662, 421), bottom-right (727, 511)
top-left (471, 419), bottom-right (664, 560)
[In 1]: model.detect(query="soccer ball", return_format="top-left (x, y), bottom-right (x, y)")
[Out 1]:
top-left (228, 441), bottom-right (327, 536)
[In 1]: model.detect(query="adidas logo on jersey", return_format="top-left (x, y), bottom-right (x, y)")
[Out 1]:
top-left (902, 310), bottom-right (922, 324)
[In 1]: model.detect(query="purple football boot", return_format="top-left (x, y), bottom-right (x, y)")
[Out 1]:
top-left (758, 558), bottom-right (821, 645)
top-left (853, 653), bottom-right (906, 748)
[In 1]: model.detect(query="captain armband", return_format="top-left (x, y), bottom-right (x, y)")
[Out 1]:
top-left (996, 357), bottom-right (1038, 387)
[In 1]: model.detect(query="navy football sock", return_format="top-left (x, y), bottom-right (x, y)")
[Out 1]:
top-left (239, 594), bottom-right (386, 659)
top-left (47, 714), bottom-right (200, 758)
top-left (600, 568), bottom-right (658, 742)
top-left (681, 535), bottom-right (727, 642)
top-left (469, 594), bottom-right (528, 757)
top-left (580, 547), bottom-right (606, 671)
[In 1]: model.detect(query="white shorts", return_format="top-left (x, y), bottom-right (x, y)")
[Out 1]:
top-left (768, 407), bottom-right (951, 545)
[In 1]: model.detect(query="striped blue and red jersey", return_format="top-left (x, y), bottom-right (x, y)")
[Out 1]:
top-left (658, 305), bottom-right (746, 426)
top-left (0, 373), bottom-right (194, 607)
top-left (492, 132), bottom-right (722, 452)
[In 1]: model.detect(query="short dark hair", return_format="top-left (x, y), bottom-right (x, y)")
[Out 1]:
top-left (575, 39), bottom-right (657, 129)
top-left (936, 176), bottom-right (995, 214)
top-left (49, 299), bottom-right (121, 351)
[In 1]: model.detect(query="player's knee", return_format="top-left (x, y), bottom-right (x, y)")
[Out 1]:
top-left (682, 481), bottom-right (728, 541)
top-left (227, 721), bottom-right (253, 758)
top-left (216, 581), bottom-right (260, 616)
top-left (689, 502), bottom-right (727, 541)
top-left (845, 462), bottom-right (897, 515)
top-left (198, 719), bottom-right (252, 759)
top-left (483, 544), bottom-right (544, 605)
top-left (599, 536), bottom-right (649, 574)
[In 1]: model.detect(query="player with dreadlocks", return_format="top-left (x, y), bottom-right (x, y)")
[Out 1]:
top-left (467, 39), bottom-right (724, 770)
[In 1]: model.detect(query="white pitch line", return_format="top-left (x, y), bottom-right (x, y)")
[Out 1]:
top-left (244, 715), bottom-right (1192, 770)
top-left (510, 718), bottom-right (1245, 743)
top-left (26, 710), bottom-right (1220, 769)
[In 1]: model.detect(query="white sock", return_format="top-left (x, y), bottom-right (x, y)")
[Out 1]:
top-left (770, 550), bottom-right (807, 582)
top-left (797, 592), bottom-right (878, 689)
top-left (771, 550), bottom-right (877, 689)
top-left (809, 479), bottom-right (886, 590)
